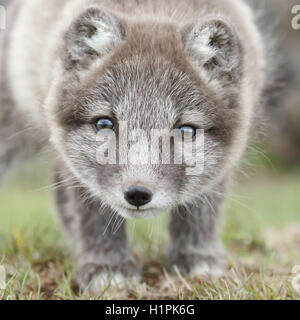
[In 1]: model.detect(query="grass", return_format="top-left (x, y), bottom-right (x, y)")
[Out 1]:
top-left (0, 155), bottom-right (300, 300)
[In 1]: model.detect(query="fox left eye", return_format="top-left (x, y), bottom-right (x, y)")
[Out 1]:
top-left (94, 118), bottom-right (115, 132)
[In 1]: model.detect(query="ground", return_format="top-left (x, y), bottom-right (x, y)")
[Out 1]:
top-left (0, 151), bottom-right (300, 300)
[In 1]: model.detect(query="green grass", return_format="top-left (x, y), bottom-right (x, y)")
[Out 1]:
top-left (0, 157), bottom-right (300, 300)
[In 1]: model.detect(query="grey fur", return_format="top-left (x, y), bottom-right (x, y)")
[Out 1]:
top-left (167, 179), bottom-right (227, 275)
top-left (54, 165), bottom-right (140, 287)
top-left (0, 0), bottom-right (271, 290)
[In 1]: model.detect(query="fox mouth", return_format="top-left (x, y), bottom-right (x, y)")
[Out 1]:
top-left (116, 205), bottom-right (166, 220)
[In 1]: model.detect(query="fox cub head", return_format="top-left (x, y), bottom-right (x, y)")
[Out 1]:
top-left (46, 6), bottom-right (246, 219)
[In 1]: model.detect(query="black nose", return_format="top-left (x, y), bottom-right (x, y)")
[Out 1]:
top-left (124, 185), bottom-right (153, 208)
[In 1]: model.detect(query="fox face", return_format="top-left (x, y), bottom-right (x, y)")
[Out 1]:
top-left (46, 7), bottom-right (246, 219)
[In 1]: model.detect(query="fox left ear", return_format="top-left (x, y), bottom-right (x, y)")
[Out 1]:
top-left (62, 7), bottom-right (125, 70)
top-left (182, 18), bottom-right (243, 84)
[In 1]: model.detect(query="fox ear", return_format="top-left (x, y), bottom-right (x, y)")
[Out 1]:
top-left (182, 18), bottom-right (243, 84)
top-left (63, 7), bottom-right (125, 70)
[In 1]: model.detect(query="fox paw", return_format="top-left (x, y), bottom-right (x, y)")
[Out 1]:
top-left (76, 261), bottom-right (141, 292)
top-left (168, 252), bottom-right (226, 279)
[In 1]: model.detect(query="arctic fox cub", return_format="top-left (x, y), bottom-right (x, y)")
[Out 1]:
top-left (0, 0), bottom-right (267, 290)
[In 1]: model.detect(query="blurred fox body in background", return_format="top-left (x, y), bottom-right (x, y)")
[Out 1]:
top-left (0, 0), bottom-right (278, 290)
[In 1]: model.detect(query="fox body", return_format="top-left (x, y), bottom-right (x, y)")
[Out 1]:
top-left (0, 0), bottom-right (267, 289)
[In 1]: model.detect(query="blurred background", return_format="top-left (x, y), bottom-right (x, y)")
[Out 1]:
top-left (257, 0), bottom-right (300, 163)
top-left (0, 0), bottom-right (299, 299)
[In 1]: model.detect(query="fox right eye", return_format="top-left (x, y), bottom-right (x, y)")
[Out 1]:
top-left (177, 125), bottom-right (197, 141)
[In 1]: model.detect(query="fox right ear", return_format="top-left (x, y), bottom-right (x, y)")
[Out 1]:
top-left (62, 7), bottom-right (125, 70)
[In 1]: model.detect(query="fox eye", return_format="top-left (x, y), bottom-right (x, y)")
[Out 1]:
top-left (94, 118), bottom-right (115, 132)
top-left (178, 125), bottom-right (197, 140)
